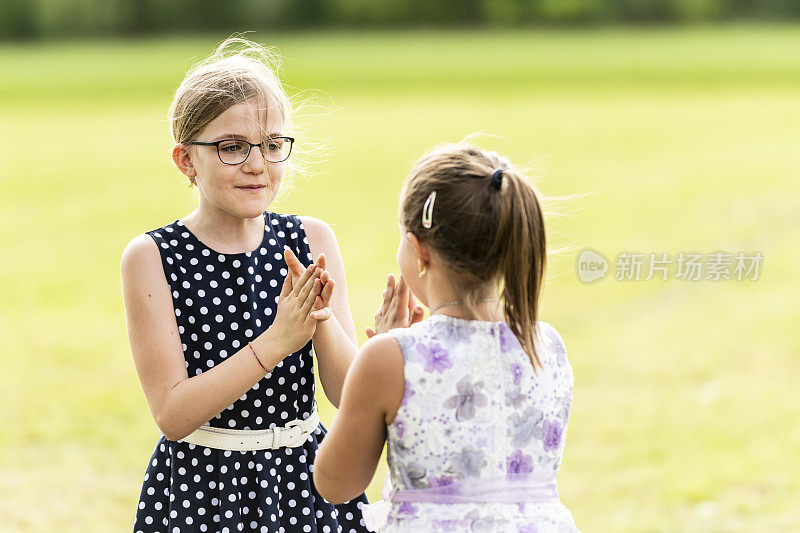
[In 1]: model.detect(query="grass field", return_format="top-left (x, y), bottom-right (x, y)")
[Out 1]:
top-left (1, 26), bottom-right (799, 531)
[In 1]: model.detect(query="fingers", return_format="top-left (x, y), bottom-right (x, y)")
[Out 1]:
top-left (279, 267), bottom-right (292, 298)
top-left (312, 278), bottom-right (333, 311)
top-left (296, 266), bottom-right (321, 302)
top-left (365, 327), bottom-right (376, 338)
top-left (409, 305), bottom-right (425, 325)
top-left (407, 290), bottom-right (424, 326)
top-left (319, 269), bottom-right (331, 284)
top-left (310, 306), bottom-right (331, 321)
top-left (383, 274), bottom-right (396, 306)
top-left (314, 253), bottom-right (327, 271)
top-left (284, 248), bottom-right (305, 281)
top-left (301, 278), bottom-right (323, 315)
top-left (291, 262), bottom-right (318, 298)
top-left (391, 275), bottom-right (410, 323)
top-left (315, 279), bottom-right (334, 310)
top-left (377, 274), bottom-right (395, 320)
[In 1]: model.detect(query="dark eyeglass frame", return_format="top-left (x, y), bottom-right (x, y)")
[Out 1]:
top-left (184, 136), bottom-right (295, 164)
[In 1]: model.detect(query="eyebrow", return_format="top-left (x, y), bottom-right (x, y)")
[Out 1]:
top-left (211, 133), bottom-right (284, 141)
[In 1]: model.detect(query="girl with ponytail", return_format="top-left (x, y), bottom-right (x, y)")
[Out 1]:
top-left (314, 143), bottom-right (579, 532)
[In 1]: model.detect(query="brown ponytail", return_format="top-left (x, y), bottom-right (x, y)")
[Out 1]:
top-left (400, 143), bottom-right (547, 371)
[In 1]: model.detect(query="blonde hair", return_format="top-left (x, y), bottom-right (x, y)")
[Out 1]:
top-left (168, 36), bottom-right (293, 186)
top-left (400, 143), bottom-right (547, 371)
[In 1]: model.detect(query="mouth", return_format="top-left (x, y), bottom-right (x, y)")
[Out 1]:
top-left (237, 185), bottom-right (266, 191)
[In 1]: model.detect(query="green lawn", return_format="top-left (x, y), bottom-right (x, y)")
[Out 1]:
top-left (1, 26), bottom-right (798, 531)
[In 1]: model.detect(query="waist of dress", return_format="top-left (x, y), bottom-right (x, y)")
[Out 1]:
top-left (390, 472), bottom-right (560, 504)
top-left (158, 409), bottom-right (319, 451)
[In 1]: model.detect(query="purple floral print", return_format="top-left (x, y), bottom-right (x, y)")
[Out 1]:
top-left (500, 324), bottom-right (520, 352)
top-left (511, 407), bottom-right (543, 448)
top-left (544, 325), bottom-right (567, 366)
top-left (399, 462), bottom-right (427, 489)
top-left (510, 361), bottom-right (524, 385)
top-left (432, 519), bottom-right (468, 530)
top-left (426, 475), bottom-right (454, 488)
top-left (447, 447), bottom-right (487, 477)
top-left (380, 317), bottom-right (577, 530)
top-left (444, 376), bottom-right (488, 421)
top-left (542, 419), bottom-right (563, 452)
top-left (416, 342), bottom-right (453, 374)
top-left (397, 502), bottom-right (418, 516)
top-left (505, 386), bottom-right (527, 410)
top-left (506, 449), bottom-right (534, 474)
top-left (401, 381), bottom-right (415, 406)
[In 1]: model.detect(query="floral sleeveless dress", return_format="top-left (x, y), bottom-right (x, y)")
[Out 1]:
top-left (133, 211), bottom-right (369, 533)
top-left (382, 315), bottom-right (579, 532)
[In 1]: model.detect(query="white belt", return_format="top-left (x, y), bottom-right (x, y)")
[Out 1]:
top-left (164, 409), bottom-right (320, 452)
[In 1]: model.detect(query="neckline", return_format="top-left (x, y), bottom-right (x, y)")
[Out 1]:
top-left (174, 211), bottom-right (271, 257)
top-left (427, 313), bottom-right (509, 328)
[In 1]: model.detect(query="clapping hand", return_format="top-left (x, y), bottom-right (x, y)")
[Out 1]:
top-left (284, 248), bottom-right (334, 322)
top-left (366, 274), bottom-right (425, 338)
top-left (265, 249), bottom-right (328, 356)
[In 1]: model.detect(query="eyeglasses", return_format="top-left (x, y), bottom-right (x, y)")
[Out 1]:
top-left (185, 136), bottom-right (295, 164)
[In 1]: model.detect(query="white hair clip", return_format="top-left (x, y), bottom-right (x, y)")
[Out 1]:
top-left (421, 191), bottom-right (436, 229)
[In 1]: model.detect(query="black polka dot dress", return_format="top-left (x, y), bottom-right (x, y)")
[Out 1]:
top-left (134, 211), bottom-right (369, 533)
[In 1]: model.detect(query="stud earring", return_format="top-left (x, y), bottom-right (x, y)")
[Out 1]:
top-left (418, 265), bottom-right (427, 277)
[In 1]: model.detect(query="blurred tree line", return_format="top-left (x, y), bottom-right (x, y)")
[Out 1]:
top-left (2, 0), bottom-right (800, 40)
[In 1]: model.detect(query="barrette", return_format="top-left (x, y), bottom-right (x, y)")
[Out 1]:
top-left (422, 191), bottom-right (436, 229)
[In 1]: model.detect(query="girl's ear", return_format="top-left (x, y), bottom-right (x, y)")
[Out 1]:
top-left (172, 144), bottom-right (197, 184)
top-left (406, 232), bottom-right (430, 269)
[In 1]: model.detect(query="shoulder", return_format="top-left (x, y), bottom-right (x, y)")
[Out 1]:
top-left (298, 216), bottom-right (343, 263)
top-left (357, 334), bottom-right (404, 372)
top-left (535, 321), bottom-right (572, 380)
top-left (120, 233), bottom-right (169, 292)
top-left (347, 335), bottom-right (404, 395)
top-left (121, 233), bottom-right (160, 272)
top-left (386, 318), bottom-right (432, 352)
top-left (298, 216), bottom-right (338, 244)
top-left (536, 321), bottom-right (566, 350)
top-left (346, 334), bottom-right (405, 418)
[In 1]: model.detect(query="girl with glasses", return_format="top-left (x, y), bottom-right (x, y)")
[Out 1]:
top-left (121, 37), bottom-right (374, 532)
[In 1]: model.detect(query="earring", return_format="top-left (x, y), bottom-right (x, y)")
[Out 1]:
top-left (418, 265), bottom-right (427, 277)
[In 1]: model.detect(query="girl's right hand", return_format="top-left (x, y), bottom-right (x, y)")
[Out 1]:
top-left (262, 250), bottom-right (324, 356)
top-left (366, 274), bottom-right (425, 338)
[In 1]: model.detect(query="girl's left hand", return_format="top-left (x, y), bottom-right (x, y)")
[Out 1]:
top-left (285, 250), bottom-right (334, 322)
top-left (366, 274), bottom-right (425, 338)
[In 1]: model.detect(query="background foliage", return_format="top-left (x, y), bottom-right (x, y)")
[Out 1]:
top-left (4, 0), bottom-right (800, 39)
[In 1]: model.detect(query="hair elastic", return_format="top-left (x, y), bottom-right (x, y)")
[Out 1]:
top-left (490, 169), bottom-right (505, 190)
top-left (422, 191), bottom-right (436, 229)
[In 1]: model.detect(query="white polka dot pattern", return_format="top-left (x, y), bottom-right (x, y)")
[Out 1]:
top-left (134, 212), bottom-right (368, 532)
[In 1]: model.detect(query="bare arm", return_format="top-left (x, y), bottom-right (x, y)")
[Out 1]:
top-left (313, 334), bottom-right (405, 504)
top-left (300, 216), bottom-right (358, 408)
top-left (122, 235), bottom-right (323, 441)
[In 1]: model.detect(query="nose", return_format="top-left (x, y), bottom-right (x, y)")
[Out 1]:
top-left (241, 143), bottom-right (265, 173)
